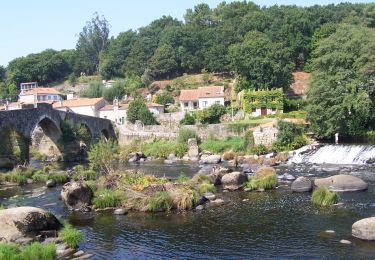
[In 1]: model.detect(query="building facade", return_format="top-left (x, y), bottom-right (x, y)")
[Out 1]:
top-left (179, 86), bottom-right (225, 111)
top-left (239, 88), bottom-right (283, 117)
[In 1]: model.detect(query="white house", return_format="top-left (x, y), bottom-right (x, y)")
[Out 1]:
top-left (179, 86), bottom-right (225, 111)
top-left (19, 87), bottom-right (63, 104)
top-left (53, 97), bottom-right (108, 117)
top-left (99, 98), bottom-right (127, 124)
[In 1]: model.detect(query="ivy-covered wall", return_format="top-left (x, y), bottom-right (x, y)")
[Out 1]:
top-left (241, 88), bottom-right (284, 112)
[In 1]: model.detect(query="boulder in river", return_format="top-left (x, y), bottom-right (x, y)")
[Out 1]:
top-left (46, 179), bottom-right (56, 188)
top-left (221, 171), bottom-right (248, 190)
top-left (291, 177), bottom-right (312, 192)
top-left (60, 181), bottom-right (93, 210)
top-left (352, 217), bottom-right (375, 240)
top-left (0, 206), bottom-right (61, 242)
top-left (314, 174), bottom-right (368, 192)
top-left (208, 166), bottom-right (231, 185)
top-left (200, 155), bottom-right (221, 164)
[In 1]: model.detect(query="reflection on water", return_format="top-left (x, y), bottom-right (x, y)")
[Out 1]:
top-left (1, 162), bottom-right (375, 259)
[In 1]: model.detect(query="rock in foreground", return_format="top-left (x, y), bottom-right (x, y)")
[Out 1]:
top-left (0, 206), bottom-right (61, 242)
top-left (291, 177), bottom-right (312, 192)
top-left (352, 217), bottom-right (375, 240)
top-left (221, 171), bottom-right (248, 190)
top-left (200, 155), bottom-right (221, 164)
top-left (61, 181), bottom-right (93, 210)
top-left (314, 174), bottom-right (368, 192)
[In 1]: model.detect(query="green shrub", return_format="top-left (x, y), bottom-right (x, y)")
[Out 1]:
top-left (177, 173), bottom-right (190, 184)
top-left (197, 182), bottom-right (216, 194)
top-left (180, 113), bottom-right (196, 125)
top-left (146, 192), bottom-right (173, 212)
top-left (273, 120), bottom-right (307, 151)
top-left (4, 168), bottom-right (32, 185)
top-left (175, 143), bottom-right (188, 158)
top-left (153, 92), bottom-right (174, 107)
top-left (250, 144), bottom-right (268, 155)
top-left (196, 104), bottom-right (226, 124)
top-left (246, 174), bottom-right (278, 190)
top-left (88, 138), bottom-right (118, 174)
top-left (72, 170), bottom-right (97, 181)
top-left (283, 98), bottom-right (308, 112)
top-left (311, 187), bottom-right (339, 206)
top-left (84, 180), bottom-right (98, 192)
top-left (244, 130), bottom-right (255, 151)
top-left (0, 204), bottom-right (5, 210)
top-left (32, 172), bottom-right (49, 182)
top-left (177, 128), bottom-right (200, 144)
top-left (93, 189), bottom-right (124, 208)
top-left (80, 81), bottom-right (104, 98)
top-left (49, 172), bottom-right (68, 183)
top-left (59, 224), bottom-right (84, 248)
top-left (127, 98), bottom-right (158, 125)
top-left (0, 243), bottom-right (20, 259)
top-left (20, 242), bottom-right (56, 260)
top-left (142, 140), bottom-right (175, 158)
top-left (43, 166), bottom-right (50, 174)
top-left (103, 83), bottom-right (125, 102)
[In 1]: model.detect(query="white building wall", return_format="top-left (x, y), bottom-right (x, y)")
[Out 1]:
top-left (149, 106), bottom-right (164, 115)
top-left (180, 101), bottom-right (197, 111)
top-left (99, 109), bottom-right (127, 124)
top-left (198, 97), bottom-right (224, 109)
top-left (19, 94), bottom-right (35, 103)
top-left (67, 106), bottom-right (97, 117)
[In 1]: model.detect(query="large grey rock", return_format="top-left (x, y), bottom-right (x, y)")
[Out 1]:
top-left (221, 171), bottom-right (248, 190)
top-left (291, 177), bottom-right (312, 192)
top-left (0, 206), bottom-right (61, 242)
top-left (200, 155), bottom-right (221, 164)
top-left (46, 179), bottom-right (56, 188)
top-left (314, 174), bottom-right (368, 192)
top-left (352, 217), bottom-right (375, 240)
top-left (187, 138), bottom-right (199, 160)
top-left (60, 182), bottom-right (93, 210)
top-left (208, 166), bottom-right (231, 185)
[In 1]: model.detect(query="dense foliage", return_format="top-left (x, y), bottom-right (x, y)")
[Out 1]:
top-left (196, 104), bottom-right (226, 124)
top-left (1, 2), bottom-right (371, 101)
top-left (127, 98), bottom-right (158, 125)
top-left (307, 23), bottom-right (375, 138)
top-left (273, 121), bottom-right (307, 151)
top-left (241, 88), bottom-right (284, 112)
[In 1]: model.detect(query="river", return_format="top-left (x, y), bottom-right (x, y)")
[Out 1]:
top-left (1, 160), bottom-right (375, 259)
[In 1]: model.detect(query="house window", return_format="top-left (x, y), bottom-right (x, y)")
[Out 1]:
top-left (48, 95), bottom-right (52, 100)
top-left (193, 102), bottom-right (198, 108)
top-left (202, 101), bottom-right (208, 107)
top-left (121, 117), bottom-right (125, 124)
top-left (252, 108), bottom-right (256, 113)
top-left (272, 108), bottom-right (276, 112)
top-left (104, 116), bottom-right (107, 119)
top-left (271, 97), bottom-right (276, 101)
top-left (251, 98), bottom-right (256, 102)
top-left (184, 102), bottom-right (189, 107)
top-left (215, 101), bottom-right (220, 104)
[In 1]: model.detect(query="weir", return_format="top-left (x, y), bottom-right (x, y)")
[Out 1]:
top-left (290, 144), bottom-right (375, 165)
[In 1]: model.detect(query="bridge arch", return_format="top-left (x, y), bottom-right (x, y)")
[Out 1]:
top-left (30, 115), bottom-right (62, 159)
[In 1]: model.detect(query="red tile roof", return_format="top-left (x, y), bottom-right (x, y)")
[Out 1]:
top-left (99, 104), bottom-right (128, 111)
top-left (53, 98), bottom-right (106, 108)
top-left (179, 86), bottom-right (224, 101)
top-left (20, 87), bottom-right (62, 96)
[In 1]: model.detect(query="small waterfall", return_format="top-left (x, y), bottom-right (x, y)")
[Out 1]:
top-left (290, 144), bottom-right (375, 165)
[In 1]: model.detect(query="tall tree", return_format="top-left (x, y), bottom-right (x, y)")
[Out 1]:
top-left (229, 31), bottom-right (293, 91)
top-left (75, 13), bottom-right (110, 75)
top-left (148, 44), bottom-right (178, 79)
top-left (307, 24), bottom-right (375, 138)
top-left (99, 30), bottom-right (137, 79)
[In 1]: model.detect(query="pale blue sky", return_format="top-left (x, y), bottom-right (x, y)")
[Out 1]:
top-left (0, 0), bottom-right (371, 66)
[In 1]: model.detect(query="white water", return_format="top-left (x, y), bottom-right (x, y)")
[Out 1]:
top-left (290, 144), bottom-right (375, 165)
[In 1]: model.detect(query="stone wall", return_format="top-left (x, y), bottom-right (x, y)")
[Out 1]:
top-left (252, 126), bottom-right (278, 146)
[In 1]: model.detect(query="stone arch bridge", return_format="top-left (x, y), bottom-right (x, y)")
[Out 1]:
top-left (0, 103), bottom-right (116, 166)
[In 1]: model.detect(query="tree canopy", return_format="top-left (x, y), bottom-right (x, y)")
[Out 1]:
top-left (307, 24), bottom-right (375, 138)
